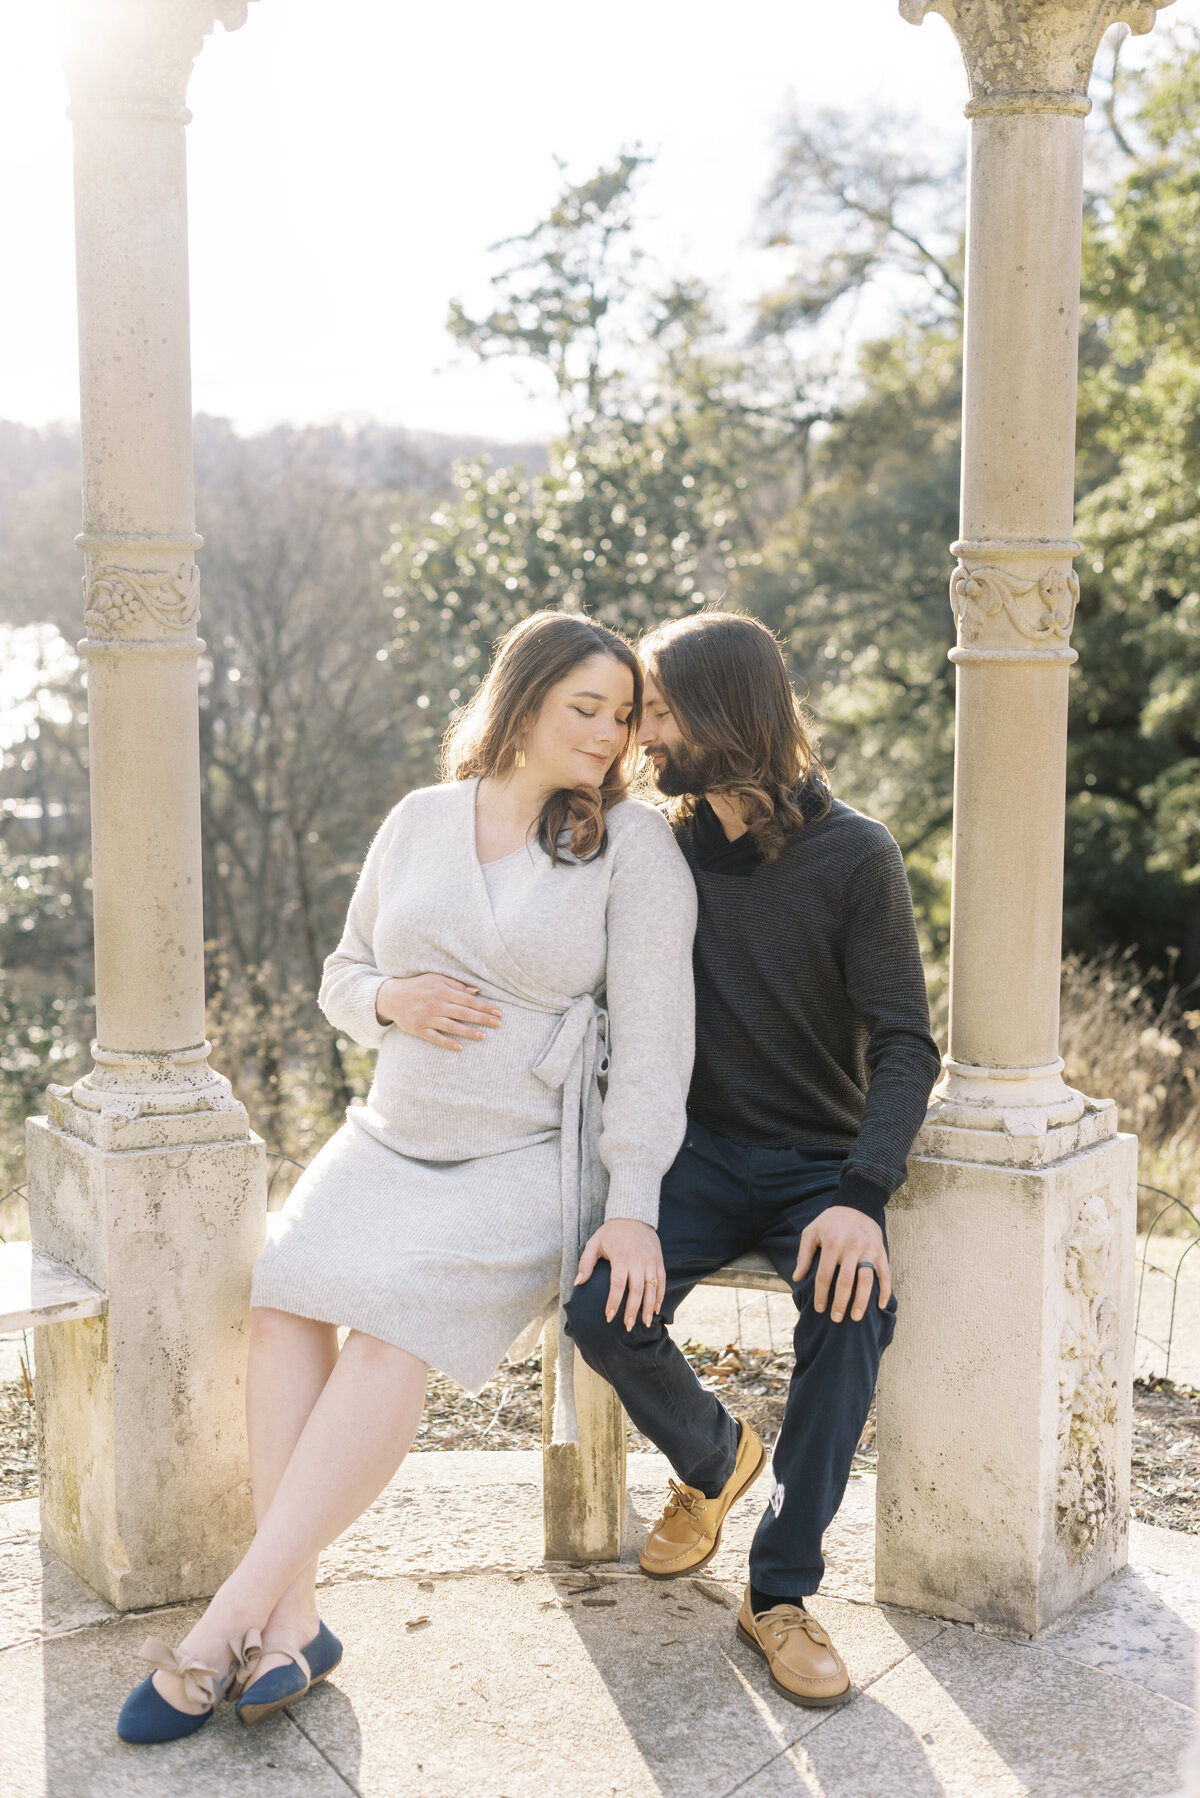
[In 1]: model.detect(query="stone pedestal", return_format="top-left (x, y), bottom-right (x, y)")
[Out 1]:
top-left (876, 1114), bottom-right (1136, 1634)
top-left (22, 0), bottom-right (265, 1611)
top-left (27, 1112), bottom-right (263, 1610)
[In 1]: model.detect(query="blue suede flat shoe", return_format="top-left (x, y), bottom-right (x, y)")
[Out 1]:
top-left (117, 1632), bottom-right (258, 1745)
top-left (235, 1621), bottom-right (343, 1726)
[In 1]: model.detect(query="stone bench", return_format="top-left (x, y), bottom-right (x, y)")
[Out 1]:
top-left (0, 1241), bottom-right (107, 1333)
top-left (542, 1250), bottom-right (790, 1562)
top-left (5, 1218), bottom-right (783, 1583)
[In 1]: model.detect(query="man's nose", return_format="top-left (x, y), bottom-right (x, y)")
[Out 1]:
top-left (635, 718), bottom-right (657, 746)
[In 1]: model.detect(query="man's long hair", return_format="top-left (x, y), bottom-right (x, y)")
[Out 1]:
top-left (641, 610), bottom-right (829, 863)
top-left (441, 609), bottom-right (642, 864)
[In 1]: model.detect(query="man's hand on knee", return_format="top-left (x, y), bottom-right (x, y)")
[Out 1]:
top-left (793, 1206), bottom-right (892, 1323)
top-left (575, 1219), bottom-right (666, 1331)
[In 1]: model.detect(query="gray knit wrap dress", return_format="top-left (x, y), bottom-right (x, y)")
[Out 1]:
top-left (251, 777), bottom-right (697, 1440)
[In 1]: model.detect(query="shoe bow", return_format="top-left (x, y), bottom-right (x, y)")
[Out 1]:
top-left (231, 1628), bottom-right (264, 1695)
top-left (136, 1637), bottom-right (225, 1709)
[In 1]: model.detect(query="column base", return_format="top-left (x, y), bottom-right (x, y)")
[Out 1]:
top-left (875, 1111), bottom-right (1136, 1636)
top-left (25, 1094), bottom-right (266, 1610)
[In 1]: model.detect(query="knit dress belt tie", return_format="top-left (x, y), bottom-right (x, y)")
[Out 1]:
top-left (532, 992), bottom-right (611, 1443)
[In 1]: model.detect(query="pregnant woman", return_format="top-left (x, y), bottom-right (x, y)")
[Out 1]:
top-left (117, 609), bottom-right (697, 1743)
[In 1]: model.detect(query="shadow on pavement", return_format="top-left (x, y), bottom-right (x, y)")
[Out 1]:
top-left (555, 1573), bottom-right (945, 1798)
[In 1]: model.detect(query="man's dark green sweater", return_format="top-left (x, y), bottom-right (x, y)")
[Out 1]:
top-left (675, 784), bottom-right (941, 1226)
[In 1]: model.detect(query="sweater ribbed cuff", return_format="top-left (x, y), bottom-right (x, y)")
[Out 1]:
top-left (340, 977), bottom-right (393, 1051)
top-left (604, 1163), bottom-right (664, 1229)
top-left (833, 1170), bottom-right (891, 1227)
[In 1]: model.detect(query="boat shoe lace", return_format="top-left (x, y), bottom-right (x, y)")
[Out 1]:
top-left (757, 1605), bottom-right (830, 1651)
top-left (663, 1479), bottom-right (709, 1521)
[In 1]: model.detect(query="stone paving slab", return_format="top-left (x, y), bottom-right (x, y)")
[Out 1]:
top-left (0, 1452), bottom-right (878, 1656)
top-left (0, 1601), bottom-right (353, 1798)
top-left (0, 1456), bottom-right (1196, 1798)
top-left (735, 1627), bottom-right (1193, 1798)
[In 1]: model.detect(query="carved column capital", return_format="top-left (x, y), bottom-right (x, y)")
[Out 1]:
top-left (900, 0), bottom-right (1174, 116)
top-left (64, 0), bottom-right (258, 124)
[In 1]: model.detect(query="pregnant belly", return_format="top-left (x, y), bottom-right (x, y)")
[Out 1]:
top-left (356, 1002), bottom-right (565, 1160)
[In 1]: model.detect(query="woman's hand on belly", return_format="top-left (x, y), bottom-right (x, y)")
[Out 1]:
top-left (374, 974), bottom-right (502, 1051)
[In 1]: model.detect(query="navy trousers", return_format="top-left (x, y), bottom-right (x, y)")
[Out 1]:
top-left (564, 1120), bottom-right (897, 1597)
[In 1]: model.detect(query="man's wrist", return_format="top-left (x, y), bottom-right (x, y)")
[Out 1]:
top-left (831, 1171), bottom-right (890, 1228)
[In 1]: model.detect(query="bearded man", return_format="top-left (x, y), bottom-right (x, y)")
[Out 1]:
top-left (565, 610), bottom-right (940, 1708)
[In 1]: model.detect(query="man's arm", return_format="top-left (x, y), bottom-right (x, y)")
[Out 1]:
top-left (833, 837), bottom-right (942, 1222)
top-left (792, 835), bottom-right (940, 1320)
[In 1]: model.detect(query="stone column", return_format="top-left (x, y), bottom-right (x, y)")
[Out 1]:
top-left (23, 0), bottom-right (264, 1611)
top-left (875, 0), bottom-right (1170, 1636)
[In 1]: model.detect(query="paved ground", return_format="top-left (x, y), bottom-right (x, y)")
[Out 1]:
top-left (2, 1281), bottom-right (1198, 1795)
top-left (1, 1449), bottom-right (1197, 1798)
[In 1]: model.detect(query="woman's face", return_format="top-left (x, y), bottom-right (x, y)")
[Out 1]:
top-left (522, 652), bottom-right (635, 790)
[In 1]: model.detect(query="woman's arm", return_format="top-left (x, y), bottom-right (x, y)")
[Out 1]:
top-left (599, 806), bottom-right (697, 1219)
top-left (319, 801), bottom-right (502, 1053)
top-left (317, 805), bottom-right (405, 1049)
top-left (575, 805), bottom-right (697, 1325)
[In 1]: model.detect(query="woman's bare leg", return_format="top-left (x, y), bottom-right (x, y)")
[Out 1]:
top-left (242, 1308), bottom-right (338, 1688)
top-left (152, 1325), bottom-right (427, 1711)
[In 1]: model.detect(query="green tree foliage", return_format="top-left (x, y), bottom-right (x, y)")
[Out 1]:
top-left (1072, 27), bottom-right (1200, 974)
top-left (386, 160), bottom-right (830, 772)
top-left (387, 145), bottom-right (962, 956)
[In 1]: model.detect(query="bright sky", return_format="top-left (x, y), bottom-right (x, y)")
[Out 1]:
top-left (0, 0), bottom-right (1181, 442)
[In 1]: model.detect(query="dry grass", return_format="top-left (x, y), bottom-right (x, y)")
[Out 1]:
top-left (1058, 952), bottom-right (1200, 1231)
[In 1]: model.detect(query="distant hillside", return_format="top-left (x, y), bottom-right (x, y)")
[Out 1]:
top-left (0, 418), bottom-right (548, 636)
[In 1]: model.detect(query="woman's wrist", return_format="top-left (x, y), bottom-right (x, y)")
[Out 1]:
top-left (374, 976), bottom-right (400, 1026)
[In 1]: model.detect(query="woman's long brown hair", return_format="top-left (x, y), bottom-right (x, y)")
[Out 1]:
top-left (441, 610), bottom-right (643, 864)
top-left (640, 610), bottom-right (829, 863)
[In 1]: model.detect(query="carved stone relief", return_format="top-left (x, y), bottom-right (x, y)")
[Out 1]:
top-left (83, 562), bottom-right (200, 637)
top-left (1057, 1190), bottom-right (1120, 1554)
top-left (900, 1), bottom-right (1174, 114)
top-left (950, 561), bottom-right (1080, 645)
top-left (64, 0), bottom-right (259, 122)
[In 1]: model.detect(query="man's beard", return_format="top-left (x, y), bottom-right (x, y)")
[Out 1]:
top-left (646, 740), bottom-right (716, 798)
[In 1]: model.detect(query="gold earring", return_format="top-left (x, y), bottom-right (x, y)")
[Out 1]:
top-left (514, 745), bottom-right (526, 769)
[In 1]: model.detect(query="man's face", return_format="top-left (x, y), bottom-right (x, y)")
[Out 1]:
top-left (637, 672), bottom-right (707, 797)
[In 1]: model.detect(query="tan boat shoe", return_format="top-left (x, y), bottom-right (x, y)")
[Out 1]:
top-left (639, 1419), bottom-right (766, 1579)
top-left (736, 1586), bottom-right (851, 1707)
